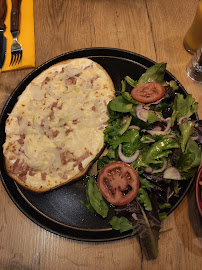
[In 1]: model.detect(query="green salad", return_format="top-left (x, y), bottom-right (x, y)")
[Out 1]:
top-left (81, 62), bottom-right (201, 260)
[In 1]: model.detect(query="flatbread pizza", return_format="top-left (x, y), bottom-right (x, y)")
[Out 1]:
top-left (3, 58), bottom-right (115, 192)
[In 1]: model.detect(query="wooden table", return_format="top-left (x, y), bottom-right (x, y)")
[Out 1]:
top-left (0, 0), bottom-right (201, 269)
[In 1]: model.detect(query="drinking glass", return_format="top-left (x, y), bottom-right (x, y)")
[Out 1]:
top-left (183, 0), bottom-right (202, 54)
top-left (186, 44), bottom-right (202, 82)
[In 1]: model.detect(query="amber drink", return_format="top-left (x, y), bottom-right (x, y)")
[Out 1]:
top-left (183, 0), bottom-right (202, 54)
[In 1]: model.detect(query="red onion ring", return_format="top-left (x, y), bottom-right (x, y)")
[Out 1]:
top-left (147, 117), bottom-right (171, 136)
top-left (190, 135), bottom-right (199, 141)
top-left (147, 98), bottom-right (164, 106)
top-left (136, 105), bottom-right (149, 122)
top-left (178, 117), bottom-right (191, 125)
top-left (118, 144), bottom-right (140, 163)
top-left (140, 137), bottom-right (155, 143)
top-left (153, 111), bottom-right (165, 122)
top-left (163, 166), bottom-right (182, 180)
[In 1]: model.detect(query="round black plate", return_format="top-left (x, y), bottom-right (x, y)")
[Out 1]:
top-left (0, 47), bottom-right (197, 241)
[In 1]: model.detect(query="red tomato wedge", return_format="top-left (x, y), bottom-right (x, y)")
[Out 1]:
top-left (131, 82), bottom-right (165, 103)
top-left (97, 161), bottom-right (140, 206)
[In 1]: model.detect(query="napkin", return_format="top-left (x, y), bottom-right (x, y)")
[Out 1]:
top-left (1, 0), bottom-right (35, 72)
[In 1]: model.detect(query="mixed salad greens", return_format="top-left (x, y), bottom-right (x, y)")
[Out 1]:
top-left (81, 62), bottom-right (202, 260)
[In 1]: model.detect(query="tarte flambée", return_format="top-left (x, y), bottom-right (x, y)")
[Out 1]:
top-left (3, 58), bottom-right (115, 192)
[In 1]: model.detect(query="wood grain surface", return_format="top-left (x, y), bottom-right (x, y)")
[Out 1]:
top-left (0, 0), bottom-right (202, 269)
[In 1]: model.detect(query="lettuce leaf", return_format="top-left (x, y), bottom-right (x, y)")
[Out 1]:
top-left (144, 138), bottom-right (180, 164)
top-left (81, 177), bottom-right (108, 218)
top-left (125, 76), bottom-right (138, 87)
top-left (139, 176), bottom-right (154, 191)
top-left (137, 188), bottom-right (152, 211)
top-left (109, 96), bottom-right (134, 113)
top-left (108, 129), bottom-right (141, 150)
top-left (172, 93), bottom-right (198, 122)
top-left (114, 200), bottom-right (161, 260)
top-left (179, 121), bottom-right (194, 152)
top-left (148, 110), bottom-right (164, 124)
top-left (158, 212), bottom-right (168, 221)
top-left (109, 216), bottom-right (136, 235)
top-left (176, 138), bottom-right (201, 174)
top-left (138, 62), bottom-right (167, 84)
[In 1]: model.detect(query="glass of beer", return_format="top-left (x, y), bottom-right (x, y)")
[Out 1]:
top-left (183, 0), bottom-right (202, 54)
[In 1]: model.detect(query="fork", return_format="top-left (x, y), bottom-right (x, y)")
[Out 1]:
top-left (9, 0), bottom-right (23, 66)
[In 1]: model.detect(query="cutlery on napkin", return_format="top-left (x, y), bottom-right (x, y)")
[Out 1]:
top-left (0, 0), bottom-right (35, 72)
top-left (0, 0), bottom-right (7, 69)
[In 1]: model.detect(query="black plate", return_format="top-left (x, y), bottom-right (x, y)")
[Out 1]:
top-left (0, 47), bottom-right (197, 241)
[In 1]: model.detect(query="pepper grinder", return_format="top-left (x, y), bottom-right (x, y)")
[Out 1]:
top-left (186, 44), bottom-right (202, 83)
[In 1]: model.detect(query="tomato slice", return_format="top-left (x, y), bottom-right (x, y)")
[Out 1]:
top-left (131, 82), bottom-right (165, 103)
top-left (97, 161), bottom-right (140, 206)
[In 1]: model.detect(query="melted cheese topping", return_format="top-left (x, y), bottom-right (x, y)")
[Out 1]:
top-left (3, 58), bottom-right (115, 190)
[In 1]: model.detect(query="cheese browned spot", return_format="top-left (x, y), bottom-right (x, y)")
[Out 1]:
top-left (3, 58), bottom-right (115, 192)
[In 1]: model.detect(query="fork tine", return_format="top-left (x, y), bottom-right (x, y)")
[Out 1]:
top-left (15, 53), bottom-right (19, 65)
top-left (12, 53), bottom-right (17, 66)
top-left (17, 52), bottom-right (22, 64)
top-left (9, 53), bottom-right (14, 66)
top-left (12, 54), bottom-right (17, 65)
top-left (9, 51), bottom-right (22, 66)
